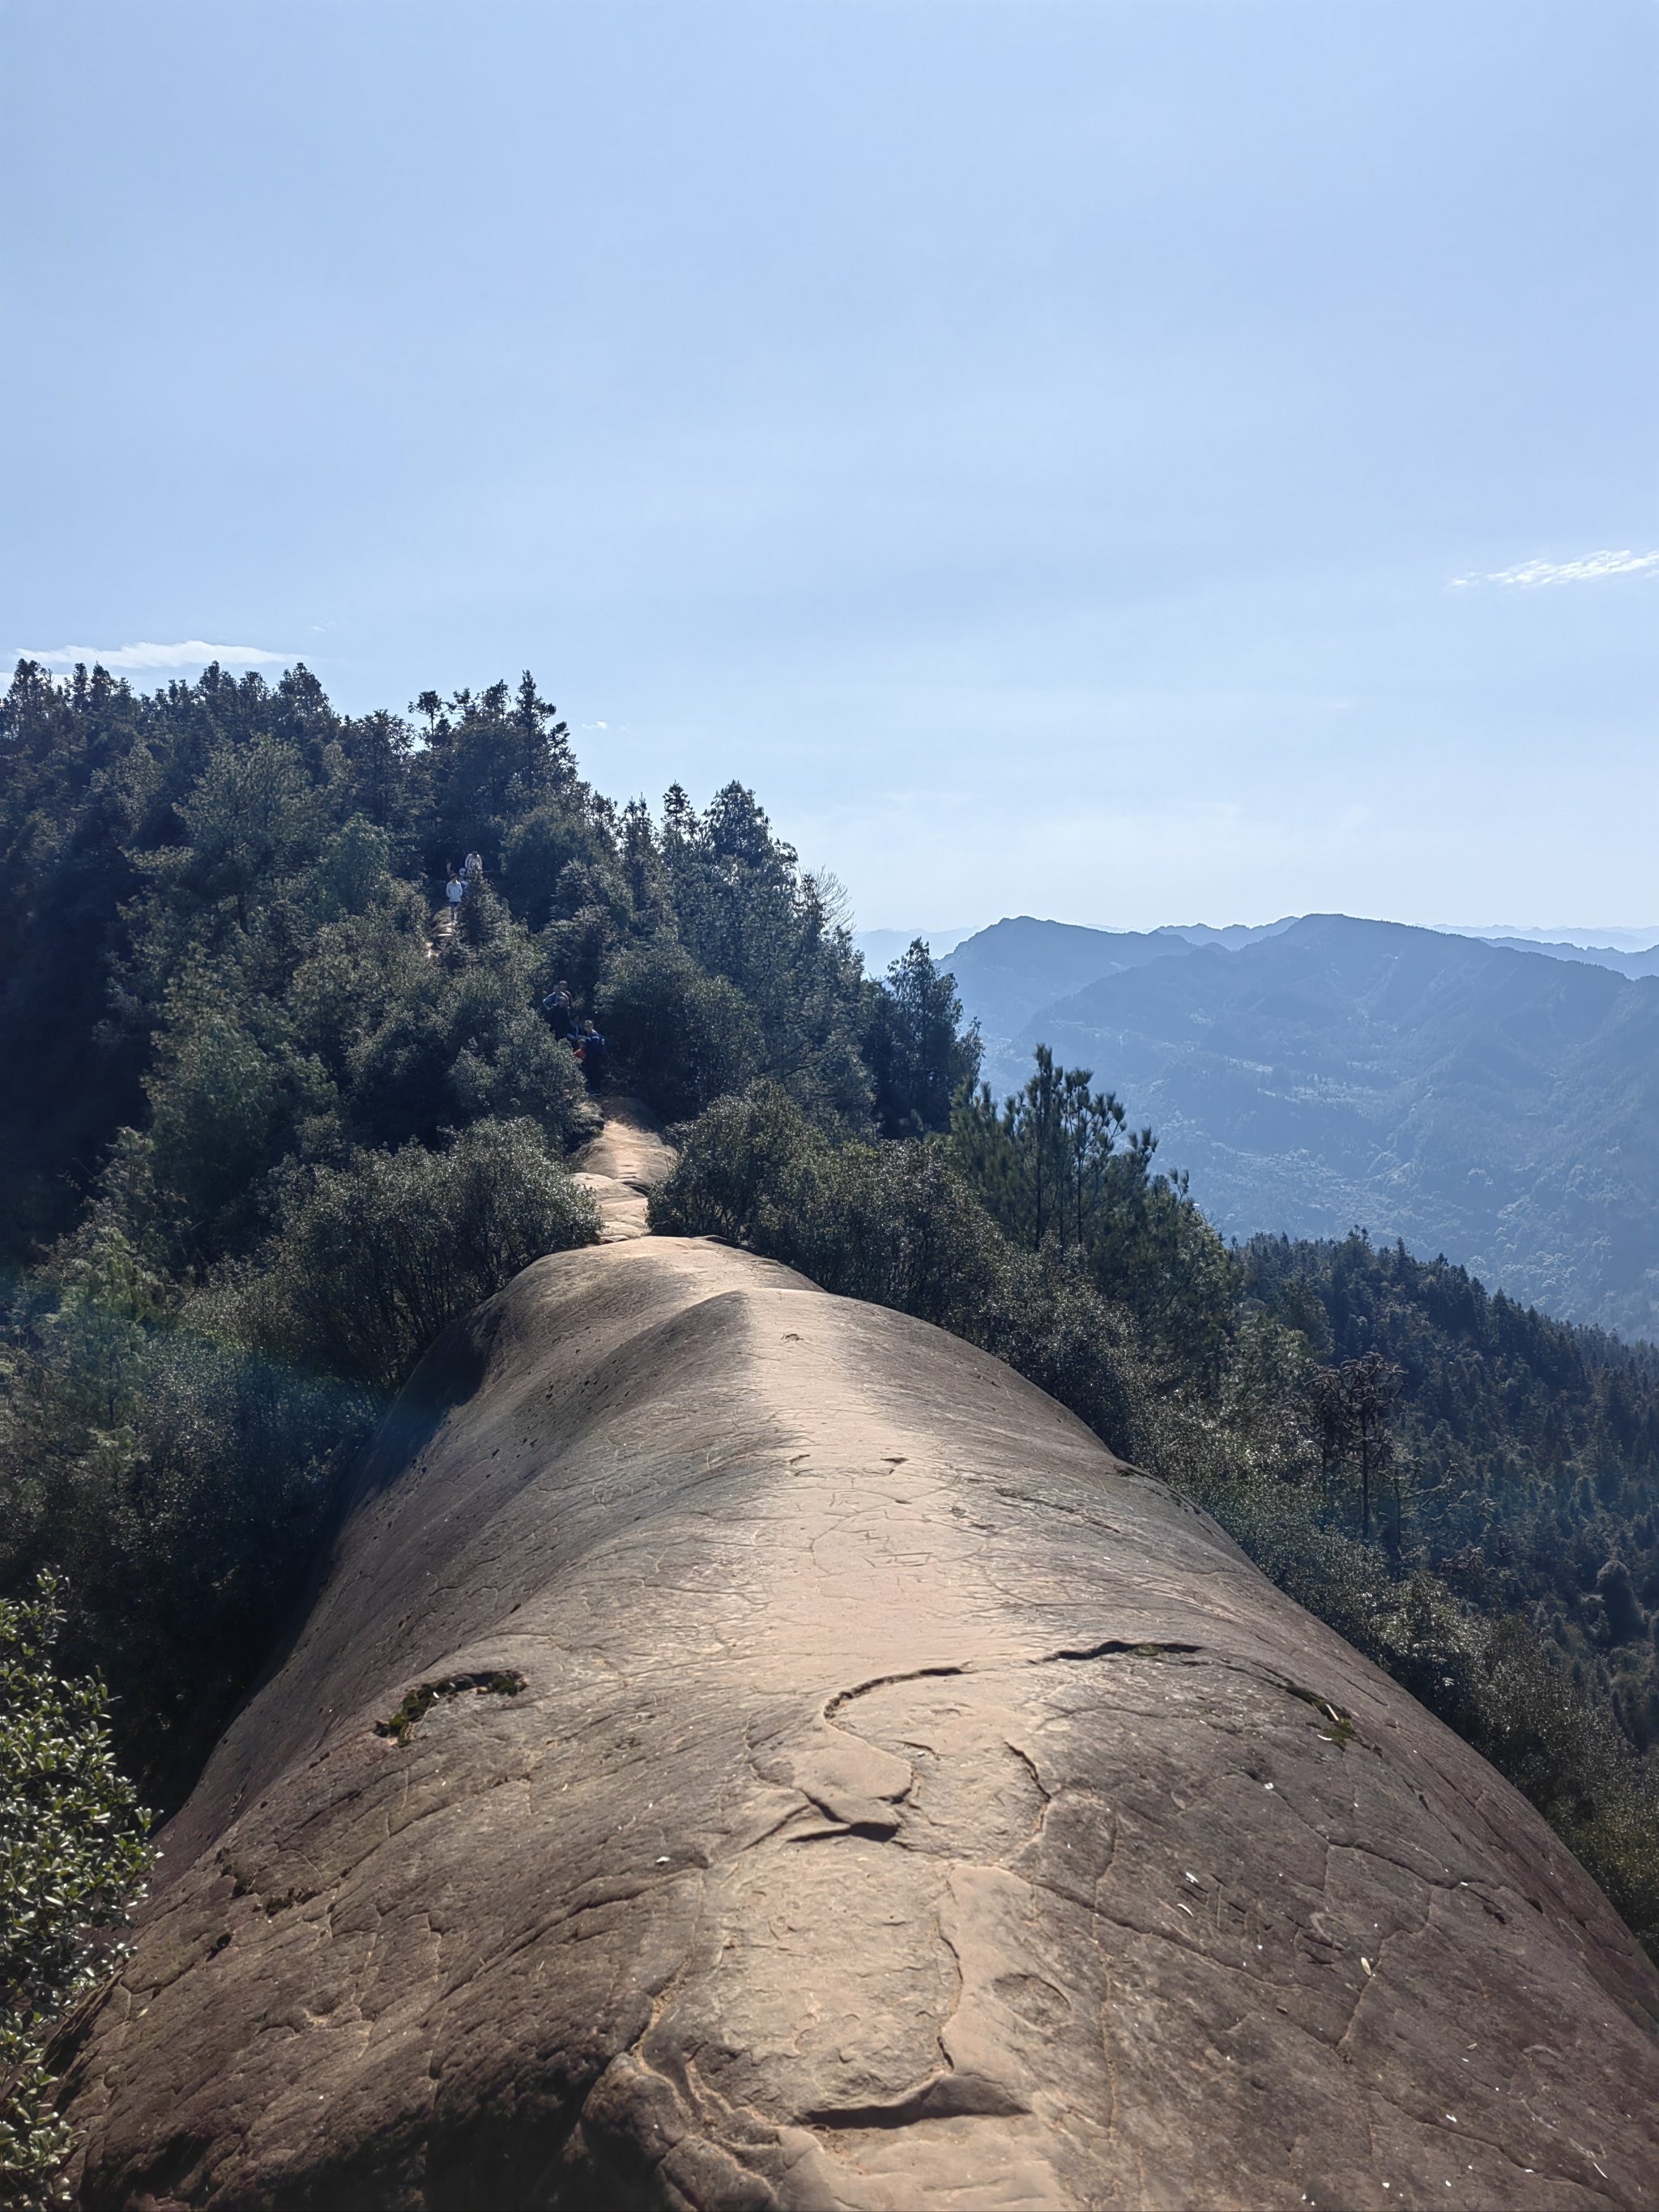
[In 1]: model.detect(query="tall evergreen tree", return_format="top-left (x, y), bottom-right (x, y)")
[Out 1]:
top-left (864, 940), bottom-right (981, 1136)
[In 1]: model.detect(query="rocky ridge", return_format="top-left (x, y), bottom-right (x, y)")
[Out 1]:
top-left (57, 1112), bottom-right (1659, 2209)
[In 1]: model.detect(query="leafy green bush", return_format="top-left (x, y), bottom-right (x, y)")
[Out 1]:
top-left (499, 799), bottom-right (620, 934)
top-left (650, 1085), bottom-right (1136, 1449)
top-left (323, 892), bottom-right (592, 1160)
top-left (0, 1121), bottom-right (595, 1810)
top-left (650, 1083), bottom-right (996, 1319)
top-left (0, 1230), bottom-right (370, 1805)
top-left (0, 1576), bottom-right (151, 2208)
top-left (139, 988), bottom-right (295, 1263)
top-left (242, 1118), bottom-right (600, 1394)
top-left (597, 940), bottom-right (761, 1121)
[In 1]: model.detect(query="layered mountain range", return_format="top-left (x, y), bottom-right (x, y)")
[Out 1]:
top-left (940, 914), bottom-right (1659, 1341)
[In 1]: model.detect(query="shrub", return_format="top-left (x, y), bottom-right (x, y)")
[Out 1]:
top-left (1, 1123), bottom-right (596, 1813)
top-left (0, 1230), bottom-right (369, 1806)
top-left (140, 996), bottom-right (290, 1263)
top-left (245, 1118), bottom-right (600, 1393)
top-left (650, 1085), bottom-right (1136, 1447)
top-left (498, 801), bottom-right (616, 933)
top-left (599, 941), bottom-right (762, 1122)
top-left (343, 897), bottom-right (593, 1155)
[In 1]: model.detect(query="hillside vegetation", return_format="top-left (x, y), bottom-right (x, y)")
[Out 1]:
top-left (2, 657), bottom-right (1657, 2181)
top-left (1, 658), bottom-right (950, 1807)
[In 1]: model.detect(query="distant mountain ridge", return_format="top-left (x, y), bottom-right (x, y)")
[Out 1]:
top-left (1479, 935), bottom-right (1659, 981)
top-left (940, 912), bottom-right (1659, 1341)
top-left (936, 914), bottom-right (1294, 1047)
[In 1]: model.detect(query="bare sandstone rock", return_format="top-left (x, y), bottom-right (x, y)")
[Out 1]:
top-left (61, 1235), bottom-right (1659, 2209)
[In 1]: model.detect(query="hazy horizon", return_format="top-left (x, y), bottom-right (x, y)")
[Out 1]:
top-left (855, 915), bottom-right (1659, 955)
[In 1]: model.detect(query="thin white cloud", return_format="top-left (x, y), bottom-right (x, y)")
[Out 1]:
top-left (15, 639), bottom-right (292, 671)
top-left (1451, 550), bottom-right (1659, 589)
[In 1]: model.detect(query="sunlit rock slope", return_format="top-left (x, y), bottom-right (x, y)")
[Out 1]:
top-left (61, 1212), bottom-right (1659, 2207)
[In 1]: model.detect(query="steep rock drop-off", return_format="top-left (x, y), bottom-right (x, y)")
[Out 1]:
top-left (58, 1139), bottom-right (1659, 2208)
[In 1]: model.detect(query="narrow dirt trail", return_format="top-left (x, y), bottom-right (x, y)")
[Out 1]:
top-left (425, 900), bottom-right (457, 959)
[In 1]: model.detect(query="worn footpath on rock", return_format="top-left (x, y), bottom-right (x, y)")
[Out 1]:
top-left (60, 1106), bottom-right (1659, 2209)
top-left (566, 1098), bottom-right (666, 1245)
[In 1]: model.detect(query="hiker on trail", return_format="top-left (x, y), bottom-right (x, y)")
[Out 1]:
top-left (577, 1018), bottom-right (608, 1090)
top-left (446, 867), bottom-right (466, 911)
top-left (541, 980), bottom-right (577, 1040)
top-left (463, 850), bottom-right (484, 885)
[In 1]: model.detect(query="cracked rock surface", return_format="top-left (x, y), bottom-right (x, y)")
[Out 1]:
top-left (60, 1235), bottom-right (1659, 2209)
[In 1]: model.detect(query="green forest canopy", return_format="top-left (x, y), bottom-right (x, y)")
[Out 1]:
top-left (2, 655), bottom-right (1657, 1980)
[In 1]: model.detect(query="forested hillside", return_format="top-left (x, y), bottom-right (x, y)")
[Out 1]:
top-left (1243, 1232), bottom-right (1659, 1741)
top-left (0, 658), bottom-right (975, 1809)
top-left (2, 657), bottom-right (1657, 2176)
top-left (948, 912), bottom-right (1659, 1339)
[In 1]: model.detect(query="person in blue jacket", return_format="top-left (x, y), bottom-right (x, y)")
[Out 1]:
top-left (577, 1019), bottom-right (608, 1090)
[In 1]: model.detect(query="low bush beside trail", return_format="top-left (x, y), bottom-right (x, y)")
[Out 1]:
top-left (237, 1116), bottom-right (600, 1393)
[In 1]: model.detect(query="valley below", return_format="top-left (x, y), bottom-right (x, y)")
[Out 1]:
top-left (940, 913), bottom-right (1659, 1341)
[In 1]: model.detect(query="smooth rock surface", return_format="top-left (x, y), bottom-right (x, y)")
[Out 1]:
top-left (569, 1095), bottom-right (674, 1242)
top-left (61, 1234), bottom-right (1659, 2210)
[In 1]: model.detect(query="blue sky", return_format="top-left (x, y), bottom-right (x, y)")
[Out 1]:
top-left (3, 1), bottom-right (1654, 933)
